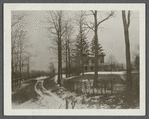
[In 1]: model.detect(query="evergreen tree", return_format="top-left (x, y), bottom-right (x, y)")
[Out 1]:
top-left (90, 37), bottom-right (104, 55)
top-left (75, 34), bottom-right (89, 57)
top-left (72, 34), bottom-right (89, 75)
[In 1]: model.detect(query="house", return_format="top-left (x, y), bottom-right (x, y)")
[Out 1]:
top-left (82, 52), bottom-right (105, 72)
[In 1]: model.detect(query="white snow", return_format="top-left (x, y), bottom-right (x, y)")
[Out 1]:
top-left (34, 80), bottom-right (65, 109)
top-left (35, 76), bottom-right (49, 80)
top-left (13, 76), bottom-right (66, 109)
top-left (84, 71), bottom-right (138, 75)
top-left (84, 71), bottom-right (126, 75)
top-left (54, 74), bottom-right (66, 83)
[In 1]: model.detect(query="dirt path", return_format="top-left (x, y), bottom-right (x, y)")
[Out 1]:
top-left (34, 79), bottom-right (65, 109)
top-left (12, 77), bottom-right (66, 109)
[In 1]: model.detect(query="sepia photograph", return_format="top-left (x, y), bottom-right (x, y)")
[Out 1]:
top-left (4, 4), bottom-right (145, 115)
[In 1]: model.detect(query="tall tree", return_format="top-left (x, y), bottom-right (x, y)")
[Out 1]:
top-left (122, 10), bottom-right (132, 92)
top-left (63, 19), bottom-right (74, 77)
top-left (75, 11), bottom-right (89, 75)
top-left (72, 34), bottom-right (89, 75)
top-left (11, 13), bottom-right (25, 90)
top-left (75, 34), bottom-right (89, 57)
top-left (48, 11), bottom-right (66, 86)
top-left (87, 10), bottom-right (114, 88)
top-left (11, 12), bottom-right (31, 90)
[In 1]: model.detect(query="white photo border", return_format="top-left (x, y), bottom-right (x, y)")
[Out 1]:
top-left (4, 3), bottom-right (146, 116)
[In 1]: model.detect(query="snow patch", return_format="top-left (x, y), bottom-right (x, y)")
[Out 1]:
top-left (84, 71), bottom-right (126, 75)
top-left (35, 76), bottom-right (49, 80)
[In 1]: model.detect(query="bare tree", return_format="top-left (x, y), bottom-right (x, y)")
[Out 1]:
top-left (48, 11), bottom-right (66, 86)
top-left (11, 13), bottom-right (25, 90)
top-left (122, 10), bottom-right (132, 92)
top-left (87, 10), bottom-right (115, 88)
top-left (11, 23), bottom-right (29, 89)
top-left (11, 12), bottom-right (32, 90)
top-left (63, 19), bottom-right (74, 77)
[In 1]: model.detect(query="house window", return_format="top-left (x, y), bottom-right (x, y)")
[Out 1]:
top-left (89, 59), bottom-right (92, 65)
top-left (98, 59), bottom-right (101, 64)
top-left (91, 66), bottom-right (93, 71)
top-left (85, 66), bottom-right (88, 71)
top-left (92, 59), bottom-right (94, 65)
top-left (100, 59), bottom-right (102, 63)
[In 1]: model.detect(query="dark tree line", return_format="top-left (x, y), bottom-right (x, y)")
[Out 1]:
top-left (11, 13), bottom-right (32, 90)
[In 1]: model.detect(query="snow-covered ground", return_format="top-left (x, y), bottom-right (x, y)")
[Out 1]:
top-left (54, 74), bottom-right (66, 83)
top-left (84, 71), bottom-right (126, 75)
top-left (34, 80), bottom-right (65, 109)
top-left (35, 76), bottom-right (49, 80)
top-left (84, 71), bottom-right (138, 75)
top-left (12, 74), bottom-right (139, 109)
top-left (54, 72), bottom-right (128, 84)
top-left (12, 76), bottom-right (65, 109)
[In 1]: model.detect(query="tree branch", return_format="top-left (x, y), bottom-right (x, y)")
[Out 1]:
top-left (97, 11), bottom-right (115, 26)
top-left (85, 22), bottom-right (94, 31)
top-left (90, 10), bottom-right (95, 15)
top-left (11, 15), bottom-right (24, 27)
top-left (50, 11), bottom-right (58, 34)
top-left (127, 10), bottom-right (131, 27)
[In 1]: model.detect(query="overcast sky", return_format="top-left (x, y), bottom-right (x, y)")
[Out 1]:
top-left (12, 11), bottom-right (139, 71)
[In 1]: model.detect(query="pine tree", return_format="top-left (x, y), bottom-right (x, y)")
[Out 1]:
top-left (90, 36), bottom-right (104, 55)
top-left (75, 34), bottom-right (89, 57)
top-left (73, 34), bottom-right (89, 75)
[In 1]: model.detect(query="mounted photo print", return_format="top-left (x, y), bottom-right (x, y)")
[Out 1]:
top-left (4, 3), bottom-right (145, 116)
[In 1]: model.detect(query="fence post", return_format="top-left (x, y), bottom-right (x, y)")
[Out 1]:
top-left (66, 99), bottom-right (69, 109)
top-left (111, 79), bottom-right (113, 94)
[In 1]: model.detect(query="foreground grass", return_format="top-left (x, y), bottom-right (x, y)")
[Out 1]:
top-left (12, 80), bottom-right (39, 104)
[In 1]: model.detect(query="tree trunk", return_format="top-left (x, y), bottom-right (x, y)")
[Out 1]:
top-left (60, 63), bottom-right (62, 79)
top-left (27, 57), bottom-right (29, 80)
top-left (60, 28), bottom-right (62, 80)
top-left (68, 42), bottom-right (71, 77)
top-left (80, 25), bottom-right (84, 75)
top-left (19, 52), bottom-right (22, 87)
top-left (58, 15), bottom-right (62, 86)
top-left (58, 35), bottom-right (61, 86)
top-left (122, 11), bottom-right (132, 92)
top-left (80, 36), bottom-right (84, 75)
top-left (93, 11), bottom-right (98, 88)
top-left (66, 41), bottom-right (68, 78)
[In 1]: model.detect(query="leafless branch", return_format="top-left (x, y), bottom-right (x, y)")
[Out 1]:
top-left (90, 10), bottom-right (95, 15)
top-left (85, 22), bottom-right (94, 31)
top-left (127, 10), bottom-right (131, 27)
top-left (97, 11), bottom-right (115, 26)
top-left (11, 15), bottom-right (24, 27)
